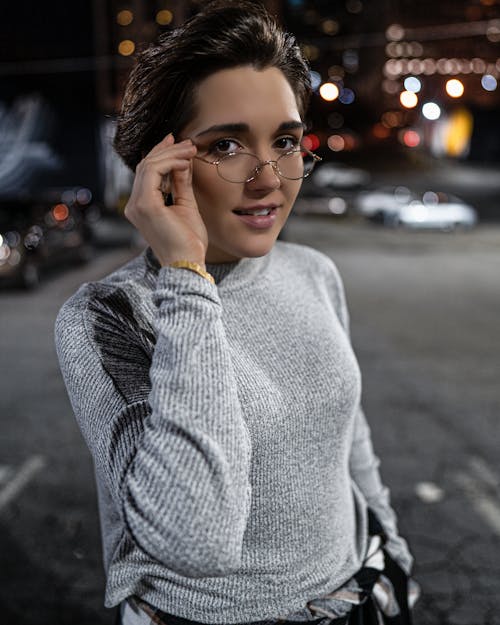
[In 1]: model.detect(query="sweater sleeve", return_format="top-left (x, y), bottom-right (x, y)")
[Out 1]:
top-left (54, 267), bottom-right (252, 578)
top-left (324, 257), bottom-right (414, 575)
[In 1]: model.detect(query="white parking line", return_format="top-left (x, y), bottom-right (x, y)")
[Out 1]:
top-left (454, 455), bottom-right (500, 536)
top-left (0, 455), bottom-right (46, 512)
top-left (0, 465), bottom-right (13, 484)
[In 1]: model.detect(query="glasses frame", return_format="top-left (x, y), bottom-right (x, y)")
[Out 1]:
top-left (193, 146), bottom-right (322, 184)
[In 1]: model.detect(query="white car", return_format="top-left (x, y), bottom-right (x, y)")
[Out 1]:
top-left (356, 187), bottom-right (478, 230)
top-left (355, 186), bottom-right (416, 218)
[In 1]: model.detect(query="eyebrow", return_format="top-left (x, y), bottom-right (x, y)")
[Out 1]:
top-left (194, 120), bottom-right (306, 138)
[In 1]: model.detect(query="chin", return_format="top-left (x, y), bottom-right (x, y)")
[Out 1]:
top-left (237, 234), bottom-right (280, 259)
top-left (207, 228), bottom-right (284, 263)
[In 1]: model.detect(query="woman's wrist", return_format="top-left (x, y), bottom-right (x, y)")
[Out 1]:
top-left (168, 260), bottom-right (215, 284)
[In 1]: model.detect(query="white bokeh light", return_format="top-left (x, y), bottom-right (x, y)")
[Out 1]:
top-left (481, 74), bottom-right (498, 91)
top-left (422, 102), bottom-right (441, 120)
top-left (404, 76), bottom-right (422, 92)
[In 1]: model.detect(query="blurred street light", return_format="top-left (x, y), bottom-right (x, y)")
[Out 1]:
top-left (404, 76), bottom-right (422, 93)
top-left (400, 90), bottom-right (419, 108)
top-left (481, 74), bottom-right (498, 91)
top-left (116, 10), bottom-right (133, 26)
top-left (319, 82), bottom-right (340, 101)
top-left (422, 102), bottom-right (442, 120)
top-left (446, 78), bottom-right (465, 97)
top-left (118, 39), bottom-right (135, 56)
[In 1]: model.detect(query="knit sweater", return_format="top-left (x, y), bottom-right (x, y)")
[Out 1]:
top-left (54, 240), bottom-right (413, 624)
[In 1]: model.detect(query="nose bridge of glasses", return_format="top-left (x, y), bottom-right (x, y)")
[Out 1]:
top-left (252, 158), bottom-right (281, 183)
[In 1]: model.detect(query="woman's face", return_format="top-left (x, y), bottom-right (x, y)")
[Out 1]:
top-left (180, 66), bottom-right (304, 263)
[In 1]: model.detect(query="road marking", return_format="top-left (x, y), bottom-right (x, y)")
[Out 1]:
top-left (454, 455), bottom-right (500, 536)
top-left (0, 465), bottom-right (14, 485)
top-left (0, 455), bottom-right (46, 513)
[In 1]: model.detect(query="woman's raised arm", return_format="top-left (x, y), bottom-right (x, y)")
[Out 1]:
top-left (54, 268), bottom-right (252, 578)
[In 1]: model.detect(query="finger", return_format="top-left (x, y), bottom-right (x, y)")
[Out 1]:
top-left (170, 159), bottom-right (197, 208)
top-left (146, 142), bottom-right (196, 164)
top-left (155, 132), bottom-right (175, 150)
top-left (133, 158), bottom-right (191, 205)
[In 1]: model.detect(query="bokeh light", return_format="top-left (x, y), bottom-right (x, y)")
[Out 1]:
top-left (309, 71), bottom-right (322, 91)
top-left (300, 44), bottom-right (320, 61)
top-left (402, 129), bottom-right (421, 147)
top-left (382, 111), bottom-right (403, 128)
top-left (156, 9), bottom-right (173, 26)
top-left (400, 90), bottom-right (418, 108)
top-left (404, 76), bottom-right (422, 93)
top-left (328, 198), bottom-right (347, 215)
top-left (116, 10), bottom-right (133, 26)
top-left (446, 78), bottom-right (464, 98)
top-left (372, 123), bottom-right (391, 139)
top-left (53, 204), bottom-right (69, 222)
top-left (328, 65), bottom-right (345, 80)
top-left (422, 102), bottom-right (441, 120)
top-left (321, 19), bottom-right (339, 35)
top-left (118, 39), bottom-right (135, 56)
top-left (319, 82), bottom-right (340, 101)
top-left (486, 20), bottom-right (500, 42)
top-left (386, 24), bottom-right (405, 41)
top-left (481, 74), bottom-right (498, 91)
top-left (303, 133), bottom-right (320, 151)
top-left (339, 88), bottom-right (355, 104)
top-left (327, 135), bottom-right (345, 152)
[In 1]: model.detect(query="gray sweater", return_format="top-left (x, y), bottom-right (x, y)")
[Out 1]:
top-left (54, 241), bottom-right (412, 623)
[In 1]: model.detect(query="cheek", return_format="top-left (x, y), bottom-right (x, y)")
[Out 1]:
top-left (193, 169), bottom-right (239, 216)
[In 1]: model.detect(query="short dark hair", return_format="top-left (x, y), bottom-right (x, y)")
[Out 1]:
top-left (113, 0), bottom-right (311, 171)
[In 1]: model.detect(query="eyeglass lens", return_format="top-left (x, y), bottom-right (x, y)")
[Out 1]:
top-left (218, 151), bottom-right (316, 183)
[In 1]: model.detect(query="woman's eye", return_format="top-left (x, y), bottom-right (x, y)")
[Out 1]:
top-left (274, 136), bottom-right (301, 151)
top-left (209, 139), bottom-right (240, 155)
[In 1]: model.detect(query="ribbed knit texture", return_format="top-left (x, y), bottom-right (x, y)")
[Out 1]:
top-left (54, 241), bottom-right (412, 624)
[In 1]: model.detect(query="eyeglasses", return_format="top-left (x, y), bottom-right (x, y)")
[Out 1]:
top-left (194, 147), bottom-right (322, 184)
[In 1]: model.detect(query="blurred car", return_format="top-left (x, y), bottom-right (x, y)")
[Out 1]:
top-left (311, 162), bottom-right (371, 189)
top-left (355, 186), bottom-right (417, 218)
top-left (0, 187), bottom-right (98, 288)
top-left (356, 187), bottom-right (478, 231)
top-left (292, 178), bottom-right (350, 216)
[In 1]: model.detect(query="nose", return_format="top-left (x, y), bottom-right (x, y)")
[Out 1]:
top-left (246, 160), bottom-right (281, 191)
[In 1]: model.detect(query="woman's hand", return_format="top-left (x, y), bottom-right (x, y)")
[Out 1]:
top-left (124, 133), bottom-right (208, 267)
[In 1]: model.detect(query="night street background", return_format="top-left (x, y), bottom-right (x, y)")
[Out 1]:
top-left (1, 0), bottom-right (500, 624)
top-left (2, 194), bottom-right (500, 623)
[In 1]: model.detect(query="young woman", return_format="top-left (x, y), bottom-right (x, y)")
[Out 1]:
top-left (55, 2), bottom-right (417, 624)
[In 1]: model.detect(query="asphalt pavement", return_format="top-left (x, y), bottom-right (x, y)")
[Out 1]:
top-left (1, 216), bottom-right (499, 624)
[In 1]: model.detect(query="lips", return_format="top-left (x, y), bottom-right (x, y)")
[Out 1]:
top-left (233, 204), bottom-right (279, 216)
top-left (232, 206), bottom-right (279, 229)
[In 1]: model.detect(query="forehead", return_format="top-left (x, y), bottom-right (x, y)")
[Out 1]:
top-left (184, 66), bottom-right (301, 135)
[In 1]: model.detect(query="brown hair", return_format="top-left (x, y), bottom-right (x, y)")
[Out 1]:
top-left (113, 0), bottom-right (311, 171)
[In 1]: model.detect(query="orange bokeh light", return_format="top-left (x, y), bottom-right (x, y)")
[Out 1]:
top-left (373, 123), bottom-right (391, 139)
top-left (53, 204), bottom-right (69, 221)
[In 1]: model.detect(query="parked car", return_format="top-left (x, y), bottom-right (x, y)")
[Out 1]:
top-left (0, 187), bottom-right (97, 288)
top-left (293, 178), bottom-right (350, 216)
top-left (356, 187), bottom-right (478, 231)
top-left (355, 186), bottom-right (417, 218)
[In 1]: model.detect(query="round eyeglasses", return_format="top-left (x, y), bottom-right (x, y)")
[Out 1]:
top-left (194, 147), bottom-right (322, 184)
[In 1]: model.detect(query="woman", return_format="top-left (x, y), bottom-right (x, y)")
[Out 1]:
top-left (55, 2), bottom-right (417, 624)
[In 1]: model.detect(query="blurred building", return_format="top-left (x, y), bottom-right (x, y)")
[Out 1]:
top-left (1, 0), bottom-right (499, 207)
